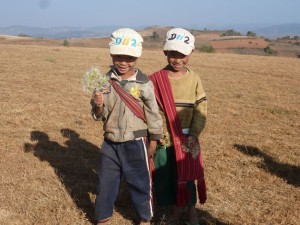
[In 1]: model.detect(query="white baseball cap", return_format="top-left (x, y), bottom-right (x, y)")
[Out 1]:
top-left (109, 28), bottom-right (143, 57)
top-left (163, 28), bottom-right (195, 55)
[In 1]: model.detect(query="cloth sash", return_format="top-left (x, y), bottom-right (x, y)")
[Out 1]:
top-left (149, 70), bottom-right (206, 207)
top-left (110, 79), bottom-right (147, 123)
top-left (110, 79), bottom-right (156, 204)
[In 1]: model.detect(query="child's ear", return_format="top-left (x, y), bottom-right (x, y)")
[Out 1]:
top-left (188, 50), bottom-right (194, 56)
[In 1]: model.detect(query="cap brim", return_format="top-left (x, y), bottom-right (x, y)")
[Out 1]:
top-left (110, 45), bottom-right (141, 57)
top-left (163, 42), bottom-right (193, 55)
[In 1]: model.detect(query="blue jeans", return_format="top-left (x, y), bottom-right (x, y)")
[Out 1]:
top-left (94, 138), bottom-right (152, 222)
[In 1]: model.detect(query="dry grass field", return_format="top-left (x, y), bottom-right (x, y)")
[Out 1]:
top-left (0, 38), bottom-right (299, 225)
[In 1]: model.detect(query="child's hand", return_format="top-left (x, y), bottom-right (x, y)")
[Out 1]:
top-left (187, 135), bottom-right (198, 145)
top-left (93, 91), bottom-right (103, 107)
top-left (187, 135), bottom-right (201, 158)
top-left (147, 140), bottom-right (157, 158)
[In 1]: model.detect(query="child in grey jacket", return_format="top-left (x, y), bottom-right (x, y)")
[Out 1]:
top-left (91, 28), bottom-right (162, 225)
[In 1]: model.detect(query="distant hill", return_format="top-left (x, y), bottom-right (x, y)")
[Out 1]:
top-left (0, 23), bottom-right (299, 39)
top-left (255, 23), bottom-right (300, 38)
top-left (1, 25), bottom-right (299, 58)
top-left (0, 25), bottom-right (120, 39)
top-left (197, 23), bottom-right (300, 38)
top-left (0, 23), bottom-right (300, 39)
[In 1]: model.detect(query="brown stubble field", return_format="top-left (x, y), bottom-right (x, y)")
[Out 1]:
top-left (0, 41), bottom-right (299, 225)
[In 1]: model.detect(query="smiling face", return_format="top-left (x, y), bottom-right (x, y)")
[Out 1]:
top-left (165, 50), bottom-right (191, 73)
top-left (111, 54), bottom-right (138, 77)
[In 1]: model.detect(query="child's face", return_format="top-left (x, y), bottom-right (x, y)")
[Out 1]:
top-left (165, 51), bottom-right (190, 72)
top-left (111, 54), bottom-right (137, 76)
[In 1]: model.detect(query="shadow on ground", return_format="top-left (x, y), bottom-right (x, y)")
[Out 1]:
top-left (150, 206), bottom-right (229, 225)
top-left (234, 144), bottom-right (300, 188)
top-left (113, 182), bottom-right (228, 225)
top-left (24, 129), bottom-right (100, 223)
top-left (23, 129), bottom-right (227, 224)
top-left (23, 129), bottom-right (145, 224)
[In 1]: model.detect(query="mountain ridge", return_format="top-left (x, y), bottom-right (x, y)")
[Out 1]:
top-left (0, 23), bottom-right (299, 39)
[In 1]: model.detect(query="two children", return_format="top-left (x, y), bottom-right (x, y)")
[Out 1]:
top-left (91, 27), bottom-right (207, 225)
top-left (91, 28), bottom-right (162, 225)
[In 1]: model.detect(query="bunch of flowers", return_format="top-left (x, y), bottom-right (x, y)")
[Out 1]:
top-left (159, 132), bottom-right (200, 158)
top-left (82, 67), bottom-right (111, 94)
top-left (159, 131), bottom-right (172, 147)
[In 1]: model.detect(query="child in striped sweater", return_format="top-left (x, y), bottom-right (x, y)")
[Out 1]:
top-left (149, 28), bottom-right (207, 225)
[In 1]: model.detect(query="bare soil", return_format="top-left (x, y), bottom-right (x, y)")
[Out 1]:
top-left (0, 37), bottom-right (299, 225)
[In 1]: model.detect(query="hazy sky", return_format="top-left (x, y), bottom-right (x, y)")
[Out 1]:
top-left (1, 0), bottom-right (300, 28)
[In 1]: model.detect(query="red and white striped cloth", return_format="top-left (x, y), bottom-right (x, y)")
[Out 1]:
top-left (149, 70), bottom-right (207, 207)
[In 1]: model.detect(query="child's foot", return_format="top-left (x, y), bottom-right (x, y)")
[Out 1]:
top-left (139, 220), bottom-right (151, 225)
top-left (96, 218), bottom-right (110, 224)
top-left (168, 205), bottom-right (182, 224)
top-left (187, 206), bottom-right (199, 225)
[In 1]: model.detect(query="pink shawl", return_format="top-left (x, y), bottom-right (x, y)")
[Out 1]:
top-left (149, 70), bottom-right (206, 207)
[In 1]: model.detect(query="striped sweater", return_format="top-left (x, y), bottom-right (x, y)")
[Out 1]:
top-left (161, 68), bottom-right (207, 139)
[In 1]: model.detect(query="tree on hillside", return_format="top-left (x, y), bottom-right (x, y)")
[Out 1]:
top-left (151, 31), bottom-right (159, 40)
top-left (264, 45), bottom-right (277, 55)
top-left (221, 29), bottom-right (242, 37)
top-left (63, 39), bottom-right (70, 46)
top-left (18, 33), bottom-right (31, 37)
top-left (198, 44), bottom-right (215, 53)
top-left (247, 31), bottom-right (256, 37)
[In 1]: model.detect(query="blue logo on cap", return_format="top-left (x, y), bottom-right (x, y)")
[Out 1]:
top-left (168, 33), bottom-right (190, 44)
top-left (115, 36), bottom-right (137, 47)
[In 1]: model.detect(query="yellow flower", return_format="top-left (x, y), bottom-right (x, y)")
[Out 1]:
top-left (130, 85), bottom-right (141, 98)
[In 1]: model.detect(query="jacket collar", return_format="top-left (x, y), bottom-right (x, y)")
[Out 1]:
top-left (108, 66), bottom-right (148, 83)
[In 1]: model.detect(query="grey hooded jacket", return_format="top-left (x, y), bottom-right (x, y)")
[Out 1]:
top-left (91, 67), bottom-right (162, 142)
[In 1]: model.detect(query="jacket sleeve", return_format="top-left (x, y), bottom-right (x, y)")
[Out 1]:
top-left (189, 76), bottom-right (207, 138)
top-left (90, 98), bottom-right (108, 122)
top-left (140, 80), bottom-right (163, 140)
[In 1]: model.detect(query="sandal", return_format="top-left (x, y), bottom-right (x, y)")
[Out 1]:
top-left (95, 217), bottom-right (110, 224)
top-left (183, 222), bottom-right (200, 225)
